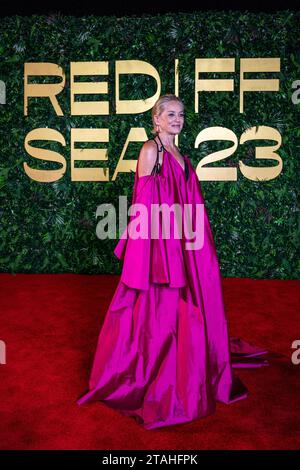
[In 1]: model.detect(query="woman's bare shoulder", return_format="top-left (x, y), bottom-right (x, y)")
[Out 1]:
top-left (139, 139), bottom-right (157, 155)
top-left (138, 139), bottom-right (158, 177)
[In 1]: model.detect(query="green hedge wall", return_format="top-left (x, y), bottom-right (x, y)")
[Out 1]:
top-left (0, 11), bottom-right (299, 278)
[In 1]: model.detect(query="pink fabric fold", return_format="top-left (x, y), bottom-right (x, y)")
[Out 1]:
top-left (78, 149), bottom-right (269, 429)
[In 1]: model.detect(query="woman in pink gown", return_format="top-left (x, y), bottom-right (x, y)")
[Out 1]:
top-left (77, 94), bottom-right (269, 430)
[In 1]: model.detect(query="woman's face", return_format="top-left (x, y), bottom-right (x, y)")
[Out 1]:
top-left (155, 101), bottom-right (184, 135)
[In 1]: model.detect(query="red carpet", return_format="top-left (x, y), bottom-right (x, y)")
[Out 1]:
top-left (0, 273), bottom-right (299, 449)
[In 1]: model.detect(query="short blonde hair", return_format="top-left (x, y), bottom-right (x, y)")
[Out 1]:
top-left (151, 94), bottom-right (184, 135)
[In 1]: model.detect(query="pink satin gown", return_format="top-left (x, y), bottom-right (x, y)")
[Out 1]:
top-left (77, 138), bottom-right (269, 430)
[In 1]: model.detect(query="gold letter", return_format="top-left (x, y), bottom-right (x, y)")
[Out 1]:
top-left (70, 62), bottom-right (109, 115)
top-left (24, 128), bottom-right (66, 182)
top-left (71, 128), bottom-right (109, 181)
top-left (240, 58), bottom-right (280, 113)
top-left (115, 60), bottom-right (161, 114)
top-left (24, 63), bottom-right (65, 116)
top-left (112, 127), bottom-right (148, 181)
top-left (195, 58), bottom-right (235, 113)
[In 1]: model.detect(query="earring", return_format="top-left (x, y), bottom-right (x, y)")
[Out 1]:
top-left (156, 124), bottom-right (160, 133)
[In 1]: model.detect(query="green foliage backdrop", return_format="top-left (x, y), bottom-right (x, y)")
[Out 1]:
top-left (0, 11), bottom-right (299, 278)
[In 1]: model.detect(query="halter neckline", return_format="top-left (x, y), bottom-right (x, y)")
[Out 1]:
top-left (149, 135), bottom-right (189, 181)
top-left (156, 133), bottom-right (166, 151)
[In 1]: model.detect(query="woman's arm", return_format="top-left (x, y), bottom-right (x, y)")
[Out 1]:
top-left (137, 140), bottom-right (158, 177)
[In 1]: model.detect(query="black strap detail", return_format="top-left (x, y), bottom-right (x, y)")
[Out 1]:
top-left (149, 137), bottom-right (163, 176)
top-left (148, 135), bottom-right (189, 181)
top-left (156, 134), bottom-right (166, 152)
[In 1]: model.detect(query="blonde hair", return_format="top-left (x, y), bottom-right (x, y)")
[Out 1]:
top-left (151, 94), bottom-right (184, 135)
